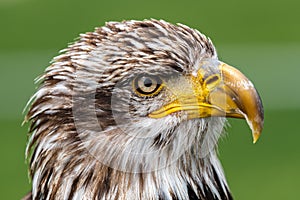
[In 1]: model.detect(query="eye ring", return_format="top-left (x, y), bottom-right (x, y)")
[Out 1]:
top-left (133, 74), bottom-right (163, 96)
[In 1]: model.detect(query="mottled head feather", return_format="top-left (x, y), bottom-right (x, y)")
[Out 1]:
top-left (25, 19), bottom-right (232, 200)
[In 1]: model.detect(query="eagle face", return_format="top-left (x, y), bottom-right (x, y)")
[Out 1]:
top-left (25, 20), bottom-right (264, 200)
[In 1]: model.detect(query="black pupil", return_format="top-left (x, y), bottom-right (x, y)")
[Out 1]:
top-left (143, 78), bottom-right (153, 87)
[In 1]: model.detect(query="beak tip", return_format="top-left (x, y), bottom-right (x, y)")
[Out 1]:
top-left (252, 132), bottom-right (261, 144)
top-left (250, 116), bottom-right (264, 144)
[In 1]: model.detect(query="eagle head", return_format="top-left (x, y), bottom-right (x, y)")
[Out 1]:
top-left (25, 19), bottom-right (264, 200)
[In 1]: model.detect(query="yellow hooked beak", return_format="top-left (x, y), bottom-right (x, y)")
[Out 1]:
top-left (149, 62), bottom-right (264, 143)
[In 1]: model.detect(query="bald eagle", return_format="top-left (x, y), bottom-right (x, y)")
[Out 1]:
top-left (23, 19), bottom-right (264, 200)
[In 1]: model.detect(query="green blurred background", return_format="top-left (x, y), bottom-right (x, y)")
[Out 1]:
top-left (0, 0), bottom-right (299, 199)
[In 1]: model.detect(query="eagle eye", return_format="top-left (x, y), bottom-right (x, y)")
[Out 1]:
top-left (133, 74), bottom-right (163, 96)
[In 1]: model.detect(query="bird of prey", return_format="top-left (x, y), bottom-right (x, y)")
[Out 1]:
top-left (23, 19), bottom-right (264, 200)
